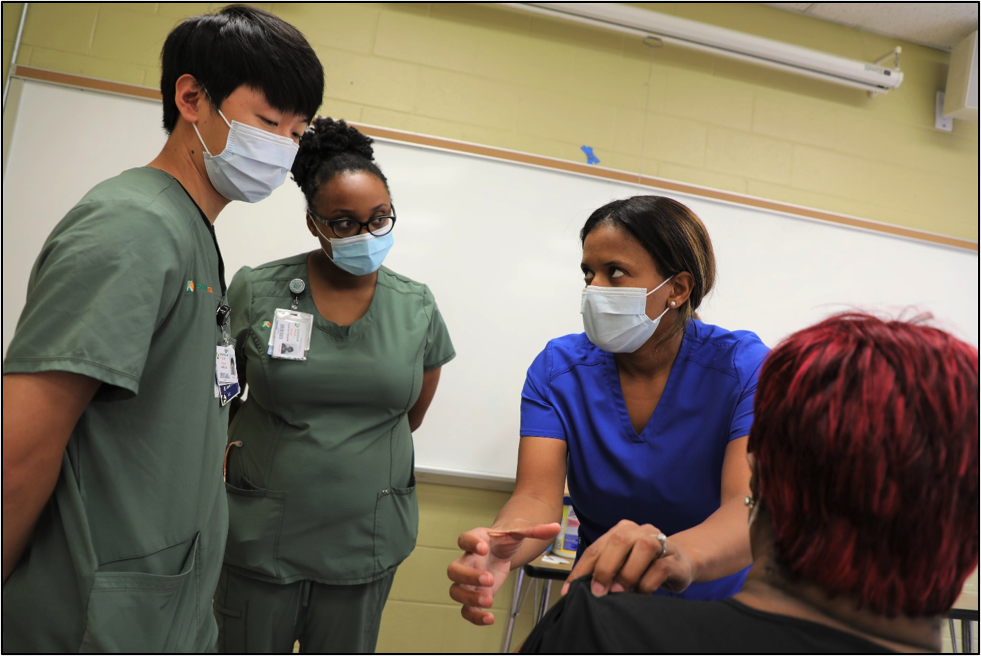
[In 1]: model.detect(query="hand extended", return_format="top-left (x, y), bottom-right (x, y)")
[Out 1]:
top-left (447, 522), bottom-right (561, 626)
top-left (561, 519), bottom-right (694, 597)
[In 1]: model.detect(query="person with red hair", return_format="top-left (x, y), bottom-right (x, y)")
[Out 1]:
top-left (521, 313), bottom-right (979, 653)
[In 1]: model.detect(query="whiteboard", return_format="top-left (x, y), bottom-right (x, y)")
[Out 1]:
top-left (4, 81), bottom-right (978, 483)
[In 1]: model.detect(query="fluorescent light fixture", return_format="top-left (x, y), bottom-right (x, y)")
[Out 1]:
top-left (501, 3), bottom-right (903, 95)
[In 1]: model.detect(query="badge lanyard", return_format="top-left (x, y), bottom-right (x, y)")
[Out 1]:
top-left (268, 278), bottom-right (314, 361)
top-left (188, 199), bottom-right (240, 406)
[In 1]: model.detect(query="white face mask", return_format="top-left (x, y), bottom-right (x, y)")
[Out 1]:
top-left (193, 107), bottom-right (299, 203)
top-left (581, 275), bottom-right (674, 353)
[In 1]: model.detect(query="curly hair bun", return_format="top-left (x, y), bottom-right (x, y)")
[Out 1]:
top-left (292, 117), bottom-right (375, 190)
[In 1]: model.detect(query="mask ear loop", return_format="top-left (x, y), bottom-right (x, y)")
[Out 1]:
top-left (645, 274), bottom-right (675, 321)
top-left (191, 88), bottom-right (233, 156)
top-left (192, 122), bottom-right (213, 156)
top-left (644, 274), bottom-right (675, 297)
top-left (310, 213), bottom-right (338, 265)
top-left (651, 305), bottom-right (672, 323)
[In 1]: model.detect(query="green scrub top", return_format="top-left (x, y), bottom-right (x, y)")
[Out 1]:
top-left (2, 168), bottom-right (229, 653)
top-left (223, 255), bottom-right (455, 585)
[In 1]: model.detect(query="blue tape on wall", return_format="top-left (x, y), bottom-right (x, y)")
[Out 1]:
top-left (580, 145), bottom-right (600, 165)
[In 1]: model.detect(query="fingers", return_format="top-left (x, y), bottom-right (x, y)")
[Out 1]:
top-left (450, 527), bottom-right (500, 627)
top-left (636, 558), bottom-right (671, 594)
top-left (486, 522), bottom-right (562, 562)
top-left (562, 521), bottom-right (665, 597)
top-left (605, 531), bottom-right (665, 593)
top-left (451, 524), bottom-right (563, 626)
top-left (636, 541), bottom-right (693, 595)
top-left (562, 521), bottom-right (616, 595)
top-left (447, 559), bottom-right (494, 588)
top-left (583, 529), bottom-right (636, 597)
top-left (457, 528), bottom-right (490, 555)
top-left (562, 541), bottom-right (599, 596)
top-left (487, 522), bottom-right (562, 541)
top-left (461, 604), bottom-right (495, 626)
top-left (448, 581), bottom-right (495, 609)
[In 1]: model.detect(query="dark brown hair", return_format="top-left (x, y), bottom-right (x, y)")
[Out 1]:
top-left (581, 196), bottom-right (716, 343)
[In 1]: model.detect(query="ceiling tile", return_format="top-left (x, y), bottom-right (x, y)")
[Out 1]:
top-left (766, 2), bottom-right (979, 51)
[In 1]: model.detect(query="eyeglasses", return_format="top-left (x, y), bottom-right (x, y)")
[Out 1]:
top-left (308, 206), bottom-right (397, 239)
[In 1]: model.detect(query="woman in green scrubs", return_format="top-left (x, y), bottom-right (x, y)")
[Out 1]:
top-left (216, 118), bottom-right (455, 653)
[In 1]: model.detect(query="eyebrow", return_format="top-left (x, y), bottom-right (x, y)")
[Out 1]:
top-left (327, 203), bottom-right (391, 216)
top-left (582, 259), bottom-right (628, 267)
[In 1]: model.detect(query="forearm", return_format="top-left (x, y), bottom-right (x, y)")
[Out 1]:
top-left (669, 494), bottom-right (752, 583)
top-left (2, 372), bottom-right (99, 581)
top-left (2, 459), bottom-right (63, 581)
top-left (492, 493), bottom-right (564, 569)
top-left (408, 368), bottom-right (441, 432)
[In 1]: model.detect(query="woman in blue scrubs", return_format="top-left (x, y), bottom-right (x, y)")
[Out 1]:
top-left (447, 196), bottom-right (769, 625)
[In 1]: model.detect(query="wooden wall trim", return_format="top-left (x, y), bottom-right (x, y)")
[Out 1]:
top-left (14, 66), bottom-right (977, 252)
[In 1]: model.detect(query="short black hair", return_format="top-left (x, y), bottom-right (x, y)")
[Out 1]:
top-left (159, 4), bottom-right (324, 134)
top-left (291, 117), bottom-right (390, 208)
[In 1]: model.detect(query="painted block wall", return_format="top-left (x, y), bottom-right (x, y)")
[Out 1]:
top-left (3, 2), bottom-right (977, 241)
top-left (2, 3), bottom-right (977, 653)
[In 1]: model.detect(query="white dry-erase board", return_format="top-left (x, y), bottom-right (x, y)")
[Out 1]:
top-left (3, 79), bottom-right (978, 487)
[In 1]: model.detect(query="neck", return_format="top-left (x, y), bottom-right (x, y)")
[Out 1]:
top-left (613, 315), bottom-right (685, 378)
top-left (308, 250), bottom-right (377, 290)
top-left (147, 122), bottom-right (229, 223)
top-left (736, 556), bottom-right (941, 652)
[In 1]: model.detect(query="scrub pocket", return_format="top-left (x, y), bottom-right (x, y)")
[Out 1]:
top-left (372, 474), bottom-right (418, 572)
top-left (79, 532), bottom-right (201, 653)
top-left (224, 478), bottom-right (287, 577)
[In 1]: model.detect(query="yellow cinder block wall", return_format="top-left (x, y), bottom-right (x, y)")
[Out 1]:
top-left (3, 2), bottom-right (977, 242)
top-left (2, 2), bottom-right (977, 653)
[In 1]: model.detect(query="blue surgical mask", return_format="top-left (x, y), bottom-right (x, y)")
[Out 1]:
top-left (192, 107), bottom-right (298, 203)
top-left (312, 222), bottom-right (394, 276)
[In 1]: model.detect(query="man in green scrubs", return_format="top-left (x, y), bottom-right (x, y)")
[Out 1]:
top-left (1, 6), bottom-right (323, 652)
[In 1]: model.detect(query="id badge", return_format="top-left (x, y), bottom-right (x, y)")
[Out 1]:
top-left (268, 309), bottom-right (313, 361)
top-left (216, 344), bottom-right (240, 406)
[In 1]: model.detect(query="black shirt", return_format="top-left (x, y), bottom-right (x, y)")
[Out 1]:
top-left (520, 578), bottom-right (894, 654)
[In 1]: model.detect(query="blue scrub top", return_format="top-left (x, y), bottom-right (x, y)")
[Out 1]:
top-left (520, 319), bottom-right (770, 600)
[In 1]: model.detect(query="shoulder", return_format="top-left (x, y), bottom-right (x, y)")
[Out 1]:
top-left (228, 265), bottom-right (255, 294)
top-left (246, 253), bottom-right (310, 280)
top-left (228, 255), bottom-right (309, 309)
top-left (528, 333), bottom-right (604, 381)
top-left (524, 578), bottom-right (735, 653)
top-left (237, 253), bottom-right (310, 292)
top-left (38, 169), bottom-right (201, 273)
top-left (376, 266), bottom-right (431, 300)
top-left (71, 168), bottom-right (198, 231)
top-left (683, 319), bottom-right (770, 382)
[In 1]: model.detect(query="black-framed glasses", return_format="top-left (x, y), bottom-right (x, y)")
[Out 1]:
top-left (309, 206), bottom-right (397, 239)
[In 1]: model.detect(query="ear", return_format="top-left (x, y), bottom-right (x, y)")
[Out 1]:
top-left (668, 271), bottom-right (694, 309)
top-left (173, 74), bottom-right (207, 125)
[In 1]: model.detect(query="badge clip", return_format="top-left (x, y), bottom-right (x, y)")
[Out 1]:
top-left (289, 278), bottom-right (306, 311)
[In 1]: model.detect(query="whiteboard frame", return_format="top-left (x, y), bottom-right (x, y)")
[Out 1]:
top-left (9, 65), bottom-right (977, 253)
top-left (4, 69), bottom-right (978, 489)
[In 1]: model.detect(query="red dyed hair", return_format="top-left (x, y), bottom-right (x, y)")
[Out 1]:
top-left (748, 313), bottom-right (979, 618)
